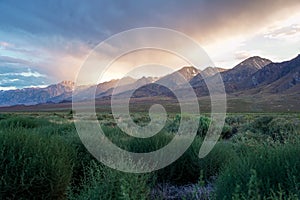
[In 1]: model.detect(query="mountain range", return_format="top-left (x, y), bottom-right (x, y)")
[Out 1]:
top-left (0, 54), bottom-right (300, 110)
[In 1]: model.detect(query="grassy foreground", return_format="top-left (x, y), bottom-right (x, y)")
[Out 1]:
top-left (0, 112), bottom-right (299, 199)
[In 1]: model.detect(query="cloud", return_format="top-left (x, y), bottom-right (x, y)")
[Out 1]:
top-left (0, 0), bottom-right (300, 86)
top-left (0, 56), bottom-right (34, 66)
top-left (0, 68), bottom-right (45, 78)
top-left (1, 0), bottom-right (300, 45)
top-left (234, 51), bottom-right (252, 60)
top-left (0, 78), bottom-right (19, 84)
top-left (20, 85), bottom-right (48, 89)
top-left (0, 41), bottom-right (13, 48)
top-left (264, 24), bottom-right (300, 40)
top-left (0, 67), bottom-right (53, 89)
top-left (0, 41), bottom-right (39, 55)
top-left (19, 71), bottom-right (45, 78)
top-left (0, 86), bottom-right (17, 91)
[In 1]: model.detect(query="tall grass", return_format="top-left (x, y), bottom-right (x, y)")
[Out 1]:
top-left (70, 161), bottom-right (153, 200)
top-left (156, 139), bottom-right (237, 185)
top-left (1, 113), bottom-right (299, 199)
top-left (215, 143), bottom-right (300, 199)
top-left (0, 127), bottom-right (74, 199)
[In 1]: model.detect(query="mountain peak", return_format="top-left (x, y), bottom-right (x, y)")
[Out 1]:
top-left (59, 81), bottom-right (74, 87)
top-left (178, 66), bottom-right (199, 73)
top-left (177, 66), bottom-right (200, 78)
top-left (117, 76), bottom-right (137, 86)
top-left (237, 56), bottom-right (272, 70)
top-left (155, 66), bottom-right (200, 89)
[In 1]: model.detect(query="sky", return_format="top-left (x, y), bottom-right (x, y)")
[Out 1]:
top-left (0, 0), bottom-right (300, 89)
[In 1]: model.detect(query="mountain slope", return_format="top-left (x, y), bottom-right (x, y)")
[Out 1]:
top-left (241, 54), bottom-right (300, 94)
top-left (108, 66), bottom-right (201, 99)
top-left (222, 56), bottom-right (272, 92)
top-left (221, 56), bottom-right (271, 82)
top-left (155, 66), bottom-right (200, 89)
top-left (1, 55), bottom-right (300, 108)
top-left (0, 81), bottom-right (74, 106)
top-left (96, 76), bottom-right (157, 98)
top-left (189, 67), bottom-right (227, 87)
top-left (190, 56), bottom-right (272, 93)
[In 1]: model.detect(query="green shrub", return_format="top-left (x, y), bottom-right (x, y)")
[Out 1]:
top-left (242, 116), bottom-right (273, 134)
top-left (0, 116), bottom-right (50, 129)
top-left (221, 124), bottom-right (234, 139)
top-left (241, 116), bottom-right (299, 143)
top-left (231, 131), bottom-right (275, 147)
top-left (100, 124), bottom-right (235, 186)
top-left (131, 113), bottom-right (151, 126)
top-left (225, 115), bottom-right (246, 126)
top-left (63, 133), bottom-right (97, 194)
top-left (36, 122), bottom-right (76, 136)
top-left (165, 114), bottom-right (181, 133)
top-left (127, 131), bottom-right (173, 153)
top-left (156, 139), bottom-right (236, 185)
top-left (0, 129), bottom-right (74, 199)
top-left (267, 118), bottom-right (298, 143)
top-left (166, 115), bottom-right (212, 138)
top-left (215, 143), bottom-right (300, 199)
top-left (71, 161), bottom-right (153, 200)
top-left (0, 113), bottom-right (9, 120)
top-left (197, 116), bottom-right (211, 137)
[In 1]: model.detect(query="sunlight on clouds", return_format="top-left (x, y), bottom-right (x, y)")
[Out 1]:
top-left (101, 49), bottom-right (190, 83)
top-left (262, 12), bottom-right (300, 41)
top-left (203, 10), bottom-right (300, 68)
top-left (75, 49), bottom-right (191, 85)
top-left (204, 36), bottom-right (247, 68)
top-left (264, 24), bottom-right (300, 40)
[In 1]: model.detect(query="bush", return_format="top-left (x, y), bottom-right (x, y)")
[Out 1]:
top-left (165, 114), bottom-right (181, 133)
top-left (166, 115), bottom-right (211, 137)
top-left (197, 116), bottom-right (210, 137)
top-left (230, 130), bottom-right (274, 146)
top-left (0, 129), bottom-right (74, 199)
top-left (241, 116), bottom-right (299, 143)
top-left (215, 143), bottom-right (300, 199)
top-left (0, 113), bottom-right (9, 120)
top-left (0, 116), bottom-right (50, 129)
top-left (225, 115), bottom-right (246, 126)
top-left (242, 116), bottom-right (273, 134)
top-left (71, 161), bottom-right (153, 200)
top-left (267, 118), bottom-right (298, 143)
top-left (36, 122), bottom-right (76, 136)
top-left (62, 132), bottom-right (97, 194)
top-left (221, 124), bottom-right (235, 139)
top-left (127, 131), bottom-right (174, 153)
top-left (156, 138), bottom-right (236, 185)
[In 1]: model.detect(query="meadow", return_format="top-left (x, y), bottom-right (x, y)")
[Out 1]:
top-left (0, 112), bottom-right (300, 199)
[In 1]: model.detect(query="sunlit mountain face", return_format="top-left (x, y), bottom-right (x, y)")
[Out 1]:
top-left (0, 54), bottom-right (299, 107)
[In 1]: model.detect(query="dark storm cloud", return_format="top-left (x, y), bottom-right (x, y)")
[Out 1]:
top-left (0, 0), bottom-right (299, 44)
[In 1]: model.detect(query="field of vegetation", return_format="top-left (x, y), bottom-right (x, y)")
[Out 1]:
top-left (0, 112), bottom-right (300, 199)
